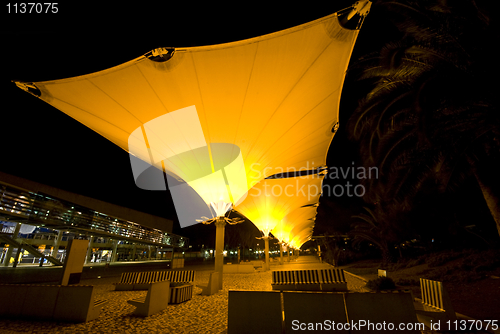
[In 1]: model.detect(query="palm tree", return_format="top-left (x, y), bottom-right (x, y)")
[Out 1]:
top-left (348, 0), bottom-right (500, 238)
top-left (350, 206), bottom-right (401, 263)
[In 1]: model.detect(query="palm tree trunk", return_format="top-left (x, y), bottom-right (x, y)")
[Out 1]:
top-left (472, 169), bottom-right (500, 237)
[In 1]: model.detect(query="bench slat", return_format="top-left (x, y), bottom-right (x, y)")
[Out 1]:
top-left (94, 299), bottom-right (108, 307)
top-left (272, 269), bottom-right (346, 291)
top-left (115, 270), bottom-right (195, 290)
top-left (417, 278), bottom-right (457, 328)
top-left (129, 297), bottom-right (147, 304)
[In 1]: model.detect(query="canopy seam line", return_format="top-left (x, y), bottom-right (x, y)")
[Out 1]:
top-left (252, 88), bottom-right (340, 175)
top-left (190, 53), bottom-right (216, 174)
top-left (135, 67), bottom-right (207, 179)
top-left (243, 37), bottom-right (335, 177)
top-left (231, 43), bottom-right (260, 182)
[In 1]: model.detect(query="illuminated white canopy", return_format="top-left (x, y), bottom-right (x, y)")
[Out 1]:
top-left (290, 229), bottom-right (315, 249)
top-left (288, 219), bottom-right (316, 249)
top-left (235, 174), bottom-right (324, 236)
top-left (15, 11), bottom-right (360, 195)
top-left (14, 3), bottom-right (370, 230)
top-left (272, 205), bottom-right (318, 244)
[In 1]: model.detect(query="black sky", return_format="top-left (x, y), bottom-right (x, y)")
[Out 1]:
top-left (1, 2), bottom-right (392, 234)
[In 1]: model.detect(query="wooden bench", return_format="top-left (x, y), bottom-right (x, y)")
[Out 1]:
top-left (272, 270), bottom-right (296, 291)
top-left (113, 270), bottom-right (195, 291)
top-left (127, 280), bottom-right (170, 317)
top-left (0, 284), bottom-right (107, 322)
top-left (169, 283), bottom-right (194, 304)
top-left (114, 271), bottom-right (143, 290)
top-left (319, 268), bottom-right (347, 291)
top-left (271, 269), bottom-right (347, 291)
top-left (415, 278), bottom-right (457, 328)
top-left (228, 290), bottom-right (421, 334)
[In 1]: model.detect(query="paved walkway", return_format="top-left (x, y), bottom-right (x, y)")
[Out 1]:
top-left (0, 256), bottom-right (373, 334)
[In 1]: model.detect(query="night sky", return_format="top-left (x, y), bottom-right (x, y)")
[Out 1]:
top-left (1, 2), bottom-right (392, 234)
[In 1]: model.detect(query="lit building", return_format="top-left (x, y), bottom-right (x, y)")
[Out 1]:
top-left (0, 171), bottom-right (187, 267)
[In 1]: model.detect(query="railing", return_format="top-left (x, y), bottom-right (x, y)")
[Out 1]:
top-left (24, 232), bottom-right (57, 240)
top-left (0, 183), bottom-right (187, 248)
top-left (1, 225), bottom-right (15, 234)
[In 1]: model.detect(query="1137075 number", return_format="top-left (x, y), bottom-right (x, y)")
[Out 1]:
top-left (6, 3), bottom-right (58, 13)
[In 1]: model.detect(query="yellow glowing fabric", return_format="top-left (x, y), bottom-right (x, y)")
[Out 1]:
top-left (289, 225), bottom-right (315, 249)
top-left (235, 175), bottom-right (323, 235)
top-left (17, 12), bottom-right (360, 197)
top-left (272, 206), bottom-right (318, 244)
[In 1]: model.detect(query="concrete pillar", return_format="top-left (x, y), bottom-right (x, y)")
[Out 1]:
top-left (51, 230), bottom-right (64, 259)
top-left (12, 246), bottom-right (22, 268)
top-left (237, 247), bottom-right (240, 264)
top-left (147, 245), bottom-right (151, 260)
top-left (111, 240), bottom-right (118, 263)
top-left (131, 244), bottom-right (137, 261)
top-left (2, 222), bottom-right (22, 267)
top-left (214, 216), bottom-right (226, 290)
top-left (286, 245), bottom-right (290, 262)
top-left (60, 239), bottom-right (89, 285)
top-left (263, 236), bottom-right (270, 271)
top-left (279, 243), bottom-right (283, 265)
top-left (85, 237), bottom-right (93, 264)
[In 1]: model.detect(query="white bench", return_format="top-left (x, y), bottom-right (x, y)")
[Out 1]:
top-left (114, 270), bottom-right (195, 291)
top-left (127, 280), bottom-right (170, 317)
top-left (272, 269), bottom-right (347, 291)
top-left (228, 290), bottom-right (421, 334)
top-left (54, 285), bottom-right (108, 322)
top-left (228, 290), bottom-right (282, 334)
top-left (0, 284), bottom-right (107, 322)
top-left (415, 278), bottom-right (457, 328)
top-left (199, 272), bottom-right (219, 296)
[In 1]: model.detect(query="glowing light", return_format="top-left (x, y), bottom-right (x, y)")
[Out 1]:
top-left (236, 174), bottom-right (323, 237)
top-left (16, 11), bottom-right (360, 214)
top-left (210, 199), bottom-right (232, 218)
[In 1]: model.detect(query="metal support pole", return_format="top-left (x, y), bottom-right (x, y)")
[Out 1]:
top-left (51, 230), bottom-right (63, 259)
top-left (279, 243), bottom-right (283, 265)
top-left (263, 236), bottom-right (270, 271)
top-left (85, 237), bottom-right (93, 264)
top-left (111, 240), bottom-right (118, 262)
top-left (3, 222), bottom-right (22, 267)
top-left (132, 244), bottom-right (137, 261)
top-left (13, 246), bottom-right (22, 268)
top-left (214, 216), bottom-right (226, 290)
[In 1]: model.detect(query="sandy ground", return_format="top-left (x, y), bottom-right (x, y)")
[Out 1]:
top-left (0, 258), bottom-right (369, 334)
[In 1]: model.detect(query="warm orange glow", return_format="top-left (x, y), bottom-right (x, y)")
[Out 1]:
top-left (235, 174), bottom-right (323, 236)
top-left (17, 13), bottom-right (359, 194)
top-left (272, 206), bottom-right (318, 244)
top-left (15, 9), bottom-right (363, 236)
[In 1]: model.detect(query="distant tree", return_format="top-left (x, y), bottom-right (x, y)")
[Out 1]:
top-left (350, 205), bottom-right (405, 263)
